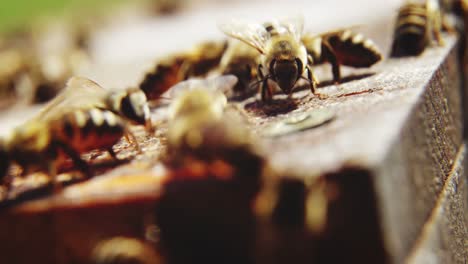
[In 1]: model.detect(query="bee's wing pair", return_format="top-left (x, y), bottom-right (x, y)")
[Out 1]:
top-left (36, 76), bottom-right (108, 122)
top-left (169, 75), bottom-right (238, 99)
top-left (219, 16), bottom-right (304, 54)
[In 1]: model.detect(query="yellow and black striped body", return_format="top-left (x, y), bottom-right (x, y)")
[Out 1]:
top-left (390, 0), bottom-right (443, 57)
top-left (50, 108), bottom-right (125, 155)
top-left (4, 108), bottom-right (125, 179)
top-left (302, 30), bottom-right (382, 82)
top-left (139, 41), bottom-right (227, 101)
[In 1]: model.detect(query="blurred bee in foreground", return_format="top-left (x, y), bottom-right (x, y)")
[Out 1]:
top-left (220, 16), bottom-right (321, 102)
top-left (302, 29), bottom-right (382, 82)
top-left (390, 0), bottom-right (445, 57)
top-left (0, 77), bottom-right (152, 183)
top-left (166, 75), bottom-right (235, 154)
top-left (156, 76), bottom-right (264, 264)
top-left (139, 40), bottom-right (227, 101)
top-left (91, 236), bottom-right (161, 264)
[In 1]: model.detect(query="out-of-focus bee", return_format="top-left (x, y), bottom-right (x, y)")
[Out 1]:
top-left (139, 40), bottom-right (227, 101)
top-left (91, 236), bottom-right (162, 264)
top-left (156, 76), bottom-right (264, 264)
top-left (217, 40), bottom-right (260, 100)
top-left (301, 29), bottom-right (382, 82)
top-left (1, 77), bottom-right (152, 182)
top-left (0, 23), bottom-right (91, 107)
top-left (166, 75), bottom-right (236, 154)
top-left (220, 16), bottom-right (321, 102)
top-left (390, 0), bottom-right (445, 57)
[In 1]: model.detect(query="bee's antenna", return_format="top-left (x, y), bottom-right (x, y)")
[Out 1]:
top-left (249, 75), bottom-right (271, 91)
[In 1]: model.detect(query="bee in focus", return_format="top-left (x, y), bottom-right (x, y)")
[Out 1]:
top-left (390, 0), bottom-right (445, 57)
top-left (220, 16), bottom-right (321, 102)
top-left (217, 40), bottom-right (261, 100)
top-left (139, 40), bottom-right (227, 101)
top-left (0, 77), bottom-right (152, 182)
top-left (301, 29), bottom-right (382, 82)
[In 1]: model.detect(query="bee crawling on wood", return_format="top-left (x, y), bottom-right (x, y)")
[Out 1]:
top-left (139, 40), bottom-right (228, 102)
top-left (390, 0), bottom-right (446, 57)
top-left (219, 16), bottom-right (322, 102)
top-left (301, 29), bottom-right (382, 83)
top-left (0, 76), bottom-right (153, 184)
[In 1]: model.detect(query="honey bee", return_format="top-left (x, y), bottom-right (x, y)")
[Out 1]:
top-left (390, 0), bottom-right (445, 57)
top-left (139, 40), bottom-right (227, 101)
top-left (166, 75), bottom-right (236, 154)
top-left (1, 77), bottom-right (152, 182)
top-left (219, 16), bottom-right (321, 102)
top-left (301, 29), bottom-right (382, 82)
top-left (156, 77), bottom-right (264, 264)
top-left (218, 40), bottom-right (260, 100)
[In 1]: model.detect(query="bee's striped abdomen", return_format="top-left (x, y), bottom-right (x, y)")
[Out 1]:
top-left (390, 3), bottom-right (429, 57)
top-left (53, 109), bottom-right (125, 154)
top-left (327, 30), bottom-right (382, 67)
top-left (139, 57), bottom-right (186, 101)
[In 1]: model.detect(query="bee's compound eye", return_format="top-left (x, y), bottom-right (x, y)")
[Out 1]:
top-left (294, 58), bottom-right (303, 72)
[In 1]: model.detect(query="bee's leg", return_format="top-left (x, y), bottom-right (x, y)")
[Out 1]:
top-left (107, 147), bottom-right (118, 160)
top-left (56, 141), bottom-right (91, 178)
top-left (125, 130), bottom-right (142, 154)
top-left (257, 64), bottom-right (265, 81)
top-left (261, 78), bottom-right (273, 102)
top-left (257, 64), bottom-right (272, 102)
top-left (322, 41), bottom-right (341, 82)
top-left (305, 66), bottom-right (317, 94)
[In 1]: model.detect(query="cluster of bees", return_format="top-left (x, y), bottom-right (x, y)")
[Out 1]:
top-left (0, 0), bottom-right (464, 263)
top-left (0, 0), bottom-right (463, 200)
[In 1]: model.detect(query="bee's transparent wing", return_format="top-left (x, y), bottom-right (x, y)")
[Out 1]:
top-left (277, 15), bottom-right (304, 42)
top-left (206, 75), bottom-right (238, 95)
top-left (36, 76), bottom-right (107, 121)
top-left (219, 19), bottom-right (269, 54)
top-left (169, 75), bottom-right (238, 98)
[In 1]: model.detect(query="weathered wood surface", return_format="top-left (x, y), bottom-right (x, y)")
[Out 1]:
top-left (0, 0), bottom-right (467, 263)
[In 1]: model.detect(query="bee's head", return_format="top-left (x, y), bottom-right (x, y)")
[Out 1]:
top-left (108, 89), bottom-right (153, 132)
top-left (6, 121), bottom-right (51, 162)
top-left (270, 58), bottom-right (302, 95)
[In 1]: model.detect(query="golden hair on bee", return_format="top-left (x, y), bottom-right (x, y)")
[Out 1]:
top-left (219, 16), bottom-right (322, 102)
